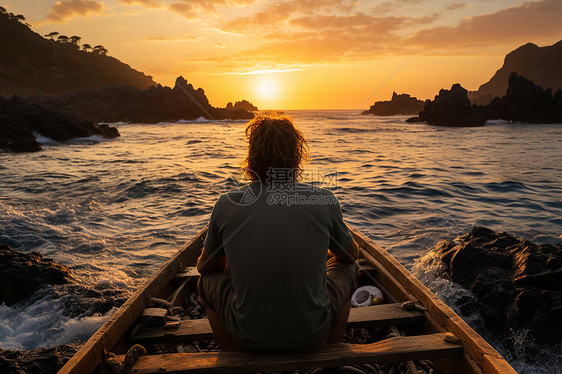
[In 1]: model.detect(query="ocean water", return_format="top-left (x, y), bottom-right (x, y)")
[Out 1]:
top-left (0, 111), bottom-right (561, 372)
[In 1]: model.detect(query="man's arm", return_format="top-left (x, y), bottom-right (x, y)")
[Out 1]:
top-left (330, 240), bottom-right (358, 264)
top-left (196, 249), bottom-right (226, 275)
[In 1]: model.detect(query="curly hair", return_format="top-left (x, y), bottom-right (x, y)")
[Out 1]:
top-left (242, 114), bottom-right (309, 182)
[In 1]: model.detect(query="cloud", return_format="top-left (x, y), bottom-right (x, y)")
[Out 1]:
top-left (405, 0), bottom-right (562, 48)
top-left (223, 0), bottom-right (357, 31)
top-left (169, 0), bottom-right (257, 20)
top-left (46, 0), bottom-right (104, 23)
top-left (446, 2), bottom-right (469, 11)
top-left (119, 0), bottom-right (162, 8)
top-left (145, 36), bottom-right (200, 42)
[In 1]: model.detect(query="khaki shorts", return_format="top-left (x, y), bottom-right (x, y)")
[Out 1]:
top-left (198, 257), bottom-right (358, 335)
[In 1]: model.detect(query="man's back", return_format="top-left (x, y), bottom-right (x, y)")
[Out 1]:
top-left (204, 182), bottom-right (352, 350)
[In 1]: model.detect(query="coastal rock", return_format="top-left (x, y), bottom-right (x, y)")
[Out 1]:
top-left (225, 100), bottom-right (258, 112)
top-left (0, 244), bottom-right (72, 306)
top-left (29, 76), bottom-right (255, 123)
top-left (418, 84), bottom-right (487, 127)
top-left (469, 40), bottom-right (562, 105)
top-left (432, 227), bottom-right (562, 345)
top-left (0, 343), bottom-right (80, 374)
top-left (486, 73), bottom-right (562, 124)
top-left (0, 95), bottom-right (120, 153)
top-left (361, 92), bottom-right (425, 116)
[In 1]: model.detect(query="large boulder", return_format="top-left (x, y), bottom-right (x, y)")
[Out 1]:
top-left (0, 244), bottom-right (73, 306)
top-left (486, 73), bottom-right (562, 123)
top-left (0, 95), bottom-right (120, 153)
top-left (432, 227), bottom-right (562, 345)
top-left (362, 92), bottom-right (425, 116)
top-left (418, 84), bottom-right (487, 126)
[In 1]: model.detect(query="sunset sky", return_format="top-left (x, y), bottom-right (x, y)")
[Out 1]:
top-left (6, 0), bottom-right (562, 109)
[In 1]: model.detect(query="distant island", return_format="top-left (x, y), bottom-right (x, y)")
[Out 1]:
top-left (361, 92), bottom-right (425, 116)
top-left (469, 41), bottom-right (562, 105)
top-left (225, 100), bottom-right (258, 112)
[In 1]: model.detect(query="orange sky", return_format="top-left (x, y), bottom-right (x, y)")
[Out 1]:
top-left (6, 0), bottom-right (562, 109)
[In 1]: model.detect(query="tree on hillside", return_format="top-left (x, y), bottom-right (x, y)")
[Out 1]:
top-left (69, 36), bottom-right (81, 47)
top-left (45, 31), bottom-right (59, 40)
top-left (82, 43), bottom-right (92, 52)
top-left (15, 14), bottom-right (25, 22)
top-left (92, 45), bottom-right (108, 55)
top-left (57, 35), bottom-right (69, 43)
top-left (0, 6), bottom-right (6, 14)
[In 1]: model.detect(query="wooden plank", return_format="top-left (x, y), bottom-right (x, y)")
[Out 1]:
top-left (348, 225), bottom-right (517, 374)
top-left (58, 226), bottom-right (208, 374)
top-left (130, 333), bottom-right (462, 374)
top-left (134, 318), bottom-right (212, 344)
top-left (173, 267), bottom-right (201, 285)
top-left (348, 302), bottom-right (423, 327)
top-left (174, 264), bottom-right (375, 285)
top-left (139, 308), bottom-right (168, 326)
top-left (132, 303), bottom-right (423, 345)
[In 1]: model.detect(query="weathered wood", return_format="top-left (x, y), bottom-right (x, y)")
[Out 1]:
top-left (139, 308), bottom-right (167, 326)
top-left (58, 226), bottom-right (208, 374)
top-left (173, 267), bottom-right (201, 285)
top-left (130, 333), bottom-right (462, 374)
top-left (132, 303), bottom-right (424, 344)
top-left (348, 225), bottom-right (517, 374)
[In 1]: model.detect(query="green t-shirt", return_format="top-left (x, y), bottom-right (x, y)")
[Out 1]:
top-left (204, 181), bottom-right (353, 351)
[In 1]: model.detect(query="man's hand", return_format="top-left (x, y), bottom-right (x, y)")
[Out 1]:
top-left (197, 249), bottom-right (227, 275)
top-left (331, 240), bottom-right (358, 264)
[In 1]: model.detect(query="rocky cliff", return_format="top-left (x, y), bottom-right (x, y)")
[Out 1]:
top-left (469, 41), bottom-right (562, 105)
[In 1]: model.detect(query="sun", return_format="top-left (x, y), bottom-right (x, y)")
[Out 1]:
top-left (256, 78), bottom-right (279, 100)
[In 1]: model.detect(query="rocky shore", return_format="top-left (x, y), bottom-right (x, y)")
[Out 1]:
top-left (0, 95), bottom-right (120, 153)
top-left (407, 73), bottom-right (562, 126)
top-left (0, 245), bottom-right (128, 373)
top-left (0, 244), bottom-right (72, 306)
top-left (427, 227), bottom-right (561, 347)
top-left (361, 92), bottom-right (425, 116)
top-left (29, 76), bottom-right (255, 124)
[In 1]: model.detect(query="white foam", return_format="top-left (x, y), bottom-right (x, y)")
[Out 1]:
top-left (176, 117), bottom-right (211, 124)
top-left (0, 286), bottom-right (114, 350)
top-left (33, 132), bottom-right (106, 146)
top-left (33, 132), bottom-right (60, 145)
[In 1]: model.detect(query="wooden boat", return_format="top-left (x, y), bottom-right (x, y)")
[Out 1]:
top-left (58, 225), bottom-right (517, 374)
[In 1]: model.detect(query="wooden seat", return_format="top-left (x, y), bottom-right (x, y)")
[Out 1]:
top-left (173, 264), bottom-right (377, 285)
top-left (132, 303), bottom-right (424, 344)
top-left (130, 333), bottom-right (461, 374)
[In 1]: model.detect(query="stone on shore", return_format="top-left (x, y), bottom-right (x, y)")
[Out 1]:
top-left (431, 227), bottom-right (562, 345)
top-left (0, 244), bottom-right (73, 306)
top-left (0, 343), bottom-right (80, 374)
top-left (0, 95), bottom-right (120, 153)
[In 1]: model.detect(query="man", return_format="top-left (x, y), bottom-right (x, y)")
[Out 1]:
top-left (197, 114), bottom-right (358, 351)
